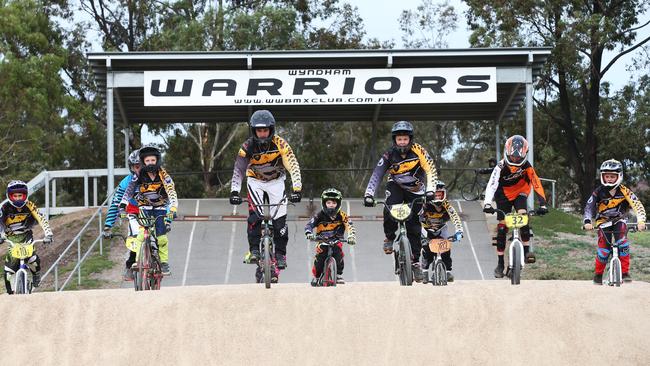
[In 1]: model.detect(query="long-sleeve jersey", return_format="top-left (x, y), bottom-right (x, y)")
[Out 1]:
top-left (0, 201), bottom-right (52, 237)
top-left (420, 200), bottom-right (463, 234)
top-left (583, 185), bottom-right (646, 227)
top-left (231, 135), bottom-right (302, 193)
top-left (365, 143), bottom-right (437, 197)
top-left (304, 210), bottom-right (356, 241)
top-left (104, 175), bottom-right (140, 228)
top-left (483, 160), bottom-right (546, 206)
top-left (121, 168), bottom-right (178, 210)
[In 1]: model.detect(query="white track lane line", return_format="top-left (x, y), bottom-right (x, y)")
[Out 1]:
top-left (181, 200), bottom-right (200, 286)
top-left (463, 220), bottom-right (485, 280)
top-left (224, 204), bottom-right (238, 284)
top-left (347, 200), bottom-right (358, 282)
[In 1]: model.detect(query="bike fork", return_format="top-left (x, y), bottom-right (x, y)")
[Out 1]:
top-left (508, 235), bottom-right (525, 271)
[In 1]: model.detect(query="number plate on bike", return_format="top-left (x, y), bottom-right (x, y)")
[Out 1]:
top-left (429, 239), bottom-right (451, 254)
top-left (10, 244), bottom-right (34, 259)
top-left (504, 213), bottom-right (528, 228)
top-left (389, 204), bottom-right (411, 221)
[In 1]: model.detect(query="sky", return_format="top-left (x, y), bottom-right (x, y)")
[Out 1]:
top-left (141, 0), bottom-right (650, 144)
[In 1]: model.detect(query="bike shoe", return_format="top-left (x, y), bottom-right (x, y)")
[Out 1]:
top-left (276, 254), bottom-right (287, 269)
top-left (593, 273), bottom-right (603, 285)
top-left (494, 264), bottom-right (505, 278)
top-left (32, 272), bottom-right (41, 288)
top-left (421, 270), bottom-right (429, 284)
top-left (622, 273), bottom-right (632, 283)
top-left (244, 249), bottom-right (260, 264)
top-left (161, 262), bottom-right (171, 276)
top-left (412, 263), bottom-right (424, 283)
top-left (446, 271), bottom-right (454, 283)
top-left (525, 252), bottom-right (536, 264)
top-left (336, 274), bottom-right (345, 284)
top-left (123, 267), bottom-right (134, 281)
top-left (311, 277), bottom-right (320, 287)
top-left (271, 274), bottom-right (279, 284)
top-left (383, 239), bottom-right (394, 254)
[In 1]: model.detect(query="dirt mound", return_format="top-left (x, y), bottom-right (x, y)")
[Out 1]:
top-left (1, 281), bottom-right (649, 365)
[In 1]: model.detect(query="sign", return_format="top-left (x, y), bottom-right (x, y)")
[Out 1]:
top-left (144, 67), bottom-right (496, 106)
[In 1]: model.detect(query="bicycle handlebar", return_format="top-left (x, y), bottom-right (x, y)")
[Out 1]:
top-left (310, 236), bottom-right (348, 244)
top-left (491, 208), bottom-right (539, 217)
top-left (375, 196), bottom-right (426, 208)
top-left (2, 238), bottom-right (45, 246)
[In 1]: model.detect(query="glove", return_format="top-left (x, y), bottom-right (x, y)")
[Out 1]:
top-left (102, 226), bottom-right (112, 239)
top-left (165, 221), bottom-right (172, 234)
top-left (43, 235), bottom-right (53, 245)
top-left (483, 204), bottom-right (495, 214)
top-left (118, 202), bottom-right (127, 218)
top-left (454, 231), bottom-right (463, 242)
top-left (536, 206), bottom-right (548, 216)
top-left (363, 195), bottom-right (375, 207)
top-left (425, 191), bottom-right (435, 202)
top-left (347, 236), bottom-right (356, 246)
top-left (289, 190), bottom-right (302, 203)
top-left (229, 191), bottom-right (242, 205)
top-left (305, 231), bottom-right (316, 241)
top-left (166, 211), bottom-right (175, 222)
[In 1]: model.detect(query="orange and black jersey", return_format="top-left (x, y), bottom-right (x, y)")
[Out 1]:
top-left (304, 210), bottom-right (356, 241)
top-left (231, 135), bottom-right (302, 193)
top-left (483, 160), bottom-right (546, 206)
top-left (365, 143), bottom-right (437, 196)
top-left (583, 185), bottom-right (646, 227)
top-left (0, 201), bottom-right (52, 237)
top-left (121, 168), bottom-right (178, 210)
top-left (419, 200), bottom-right (463, 234)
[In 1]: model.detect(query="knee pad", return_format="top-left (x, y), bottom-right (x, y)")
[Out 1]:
top-left (597, 247), bottom-right (611, 263)
top-left (520, 225), bottom-right (531, 241)
top-left (274, 216), bottom-right (288, 240)
top-left (495, 223), bottom-right (508, 250)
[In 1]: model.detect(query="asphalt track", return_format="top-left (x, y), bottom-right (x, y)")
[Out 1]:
top-left (126, 198), bottom-right (498, 288)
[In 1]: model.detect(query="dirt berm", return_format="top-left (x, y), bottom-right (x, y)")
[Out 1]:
top-left (1, 281), bottom-right (649, 365)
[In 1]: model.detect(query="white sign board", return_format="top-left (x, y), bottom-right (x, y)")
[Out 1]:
top-left (144, 67), bottom-right (496, 106)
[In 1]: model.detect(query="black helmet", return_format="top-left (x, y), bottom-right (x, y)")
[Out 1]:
top-left (321, 188), bottom-right (342, 217)
top-left (139, 145), bottom-right (162, 174)
top-left (599, 159), bottom-right (623, 189)
top-left (432, 181), bottom-right (446, 205)
top-left (128, 149), bottom-right (140, 174)
top-left (250, 109), bottom-right (276, 144)
top-left (7, 180), bottom-right (28, 208)
top-left (391, 121), bottom-right (414, 153)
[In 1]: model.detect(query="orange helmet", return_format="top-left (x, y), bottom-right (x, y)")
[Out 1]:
top-left (504, 135), bottom-right (529, 166)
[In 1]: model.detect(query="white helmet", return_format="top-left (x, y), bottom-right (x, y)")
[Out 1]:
top-left (599, 159), bottom-right (623, 189)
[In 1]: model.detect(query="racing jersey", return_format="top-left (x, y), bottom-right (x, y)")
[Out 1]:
top-left (121, 168), bottom-right (178, 210)
top-left (304, 210), bottom-right (356, 241)
top-left (0, 201), bottom-right (53, 237)
top-left (419, 200), bottom-right (463, 235)
top-left (365, 143), bottom-right (437, 196)
top-left (231, 135), bottom-right (302, 193)
top-left (583, 185), bottom-right (646, 227)
top-left (483, 160), bottom-right (546, 206)
top-left (104, 175), bottom-right (139, 228)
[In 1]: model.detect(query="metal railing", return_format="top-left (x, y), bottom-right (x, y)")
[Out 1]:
top-left (539, 178), bottom-right (557, 208)
top-left (38, 192), bottom-right (114, 291)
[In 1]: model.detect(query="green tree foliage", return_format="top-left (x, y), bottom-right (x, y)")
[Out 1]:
top-left (464, 0), bottom-right (650, 206)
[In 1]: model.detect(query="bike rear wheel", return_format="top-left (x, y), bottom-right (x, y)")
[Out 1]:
top-left (461, 182), bottom-right (480, 201)
top-left (511, 244), bottom-right (522, 285)
top-left (323, 257), bottom-right (337, 287)
top-left (611, 257), bottom-right (622, 287)
top-left (263, 238), bottom-right (271, 289)
top-left (432, 260), bottom-right (447, 286)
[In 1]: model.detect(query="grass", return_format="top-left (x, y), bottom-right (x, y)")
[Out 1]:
top-left (530, 208), bottom-right (585, 238)
top-left (57, 251), bottom-right (116, 290)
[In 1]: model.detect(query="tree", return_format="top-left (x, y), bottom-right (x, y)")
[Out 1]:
top-left (399, 0), bottom-right (458, 48)
top-left (465, 0), bottom-right (650, 206)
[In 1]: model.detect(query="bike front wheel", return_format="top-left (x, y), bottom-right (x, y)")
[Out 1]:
top-left (510, 244), bottom-right (522, 285)
top-left (322, 257), bottom-right (337, 287)
top-left (398, 236), bottom-right (413, 286)
top-left (611, 257), bottom-right (622, 287)
top-left (432, 260), bottom-right (447, 286)
top-left (15, 271), bottom-right (27, 295)
top-left (263, 238), bottom-right (271, 289)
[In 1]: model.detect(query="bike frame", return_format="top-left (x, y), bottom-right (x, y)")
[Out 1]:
top-left (250, 197), bottom-right (288, 289)
top-left (311, 236), bottom-right (348, 287)
top-left (426, 235), bottom-right (457, 286)
top-left (598, 221), bottom-right (635, 287)
top-left (492, 209), bottom-right (536, 285)
top-left (133, 208), bottom-right (167, 291)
